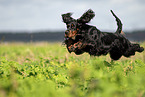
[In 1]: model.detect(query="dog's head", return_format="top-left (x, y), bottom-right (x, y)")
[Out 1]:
top-left (62, 9), bottom-right (95, 40)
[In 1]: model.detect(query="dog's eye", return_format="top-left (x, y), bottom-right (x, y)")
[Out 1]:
top-left (71, 24), bottom-right (75, 28)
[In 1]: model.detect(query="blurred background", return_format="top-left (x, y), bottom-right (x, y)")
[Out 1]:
top-left (0, 0), bottom-right (145, 42)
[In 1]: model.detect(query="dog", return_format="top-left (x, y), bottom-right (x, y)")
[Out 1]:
top-left (61, 9), bottom-right (144, 60)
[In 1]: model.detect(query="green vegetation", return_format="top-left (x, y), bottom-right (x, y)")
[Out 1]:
top-left (0, 42), bottom-right (145, 97)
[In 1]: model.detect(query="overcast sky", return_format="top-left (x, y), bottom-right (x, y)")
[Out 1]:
top-left (0, 0), bottom-right (145, 32)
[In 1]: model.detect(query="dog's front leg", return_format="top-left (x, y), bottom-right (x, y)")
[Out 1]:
top-left (68, 41), bottom-right (86, 52)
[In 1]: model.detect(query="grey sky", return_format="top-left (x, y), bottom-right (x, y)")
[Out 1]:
top-left (0, 0), bottom-right (145, 32)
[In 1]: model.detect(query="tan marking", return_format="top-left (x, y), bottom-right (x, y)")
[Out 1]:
top-left (71, 24), bottom-right (74, 27)
top-left (121, 31), bottom-right (125, 35)
top-left (65, 30), bottom-right (77, 40)
top-left (72, 36), bottom-right (76, 40)
top-left (68, 41), bottom-right (87, 52)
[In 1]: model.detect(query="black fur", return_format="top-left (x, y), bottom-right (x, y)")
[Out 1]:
top-left (62, 9), bottom-right (144, 60)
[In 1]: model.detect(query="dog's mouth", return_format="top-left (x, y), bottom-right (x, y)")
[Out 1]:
top-left (64, 35), bottom-right (83, 47)
top-left (65, 30), bottom-right (77, 40)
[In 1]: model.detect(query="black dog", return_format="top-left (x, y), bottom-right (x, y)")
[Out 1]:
top-left (62, 9), bottom-right (144, 60)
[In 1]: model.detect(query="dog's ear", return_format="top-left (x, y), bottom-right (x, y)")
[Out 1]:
top-left (61, 13), bottom-right (74, 23)
top-left (77, 9), bottom-right (95, 23)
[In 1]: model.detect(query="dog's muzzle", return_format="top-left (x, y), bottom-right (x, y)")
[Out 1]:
top-left (65, 30), bottom-right (77, 40)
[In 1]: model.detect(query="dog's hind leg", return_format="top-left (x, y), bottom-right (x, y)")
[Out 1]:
top-left (133, 44), bottom-right (144, 52)
top-left (123, 43), bottom-right (144, 57)
top-left (110, 47), bottom-right (122, 60)
top-left (108, 39), bottom-right (123, 60)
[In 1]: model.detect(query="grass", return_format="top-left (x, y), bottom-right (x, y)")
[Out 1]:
top-left (0, 42), bottom-right (145, 97)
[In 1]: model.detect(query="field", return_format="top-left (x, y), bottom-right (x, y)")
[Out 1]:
top-left (0, 42), bottom-right (145, 97)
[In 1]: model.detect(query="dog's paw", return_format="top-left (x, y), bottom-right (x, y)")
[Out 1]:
top-left (138, 47), bottom-right (144, 52)
top-left (68, 45), bottom-right (75, 52)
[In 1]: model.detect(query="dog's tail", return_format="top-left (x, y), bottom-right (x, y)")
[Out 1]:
top-left (111, 10), bottom-right (123, 34)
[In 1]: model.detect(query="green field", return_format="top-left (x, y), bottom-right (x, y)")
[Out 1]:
top-left (0, 42), bottom-right (145, 97)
